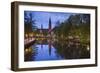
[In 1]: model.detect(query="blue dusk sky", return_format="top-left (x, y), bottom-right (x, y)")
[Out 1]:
top-left (24, 11), bottom-right (74, 29)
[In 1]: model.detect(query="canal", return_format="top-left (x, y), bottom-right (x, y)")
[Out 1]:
top-left (24, 39), bottom-right (90, 62)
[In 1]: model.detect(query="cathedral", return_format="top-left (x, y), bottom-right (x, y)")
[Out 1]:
top-left (37, 18), bottom-right (53, 37)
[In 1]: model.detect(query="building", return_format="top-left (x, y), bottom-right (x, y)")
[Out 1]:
top-left (36, 18), bottom-right (53, 37)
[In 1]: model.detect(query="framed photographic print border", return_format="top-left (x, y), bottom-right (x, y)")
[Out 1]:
top-left (11, 1), bottom-right (97, 71)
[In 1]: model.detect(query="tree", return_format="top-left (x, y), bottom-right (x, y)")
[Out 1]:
top-left (24, 12), bottom-right (37, 34)
top-left (53, 14), bottom-right (90, 44)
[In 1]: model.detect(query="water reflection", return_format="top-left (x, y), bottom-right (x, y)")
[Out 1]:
top-left (24, 39), bottom-right (90, 61)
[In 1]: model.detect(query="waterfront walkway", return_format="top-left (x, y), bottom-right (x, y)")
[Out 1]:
top-left (24, 38), bottom-right (36, 48)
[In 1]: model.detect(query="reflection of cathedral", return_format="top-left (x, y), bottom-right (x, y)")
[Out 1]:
top-left (40, 18), bottom-right (53, 56)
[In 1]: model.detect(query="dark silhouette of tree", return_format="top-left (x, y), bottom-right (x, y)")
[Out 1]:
top-left (54, 14), bottom-right (90, 44)
top-left (24, 12), bottom-right (37, 34)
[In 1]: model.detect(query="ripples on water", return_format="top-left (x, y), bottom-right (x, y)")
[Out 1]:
top-left (24, 39), bottom-right (90, 62)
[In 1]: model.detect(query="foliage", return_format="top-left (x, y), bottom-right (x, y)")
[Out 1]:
top-left (24, 12), bottom-right (37, 34)
top-left (54, 14), bottom-right (90, 44)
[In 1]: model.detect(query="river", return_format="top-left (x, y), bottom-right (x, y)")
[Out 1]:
top-left (24, 39), bottom-right (90, 61)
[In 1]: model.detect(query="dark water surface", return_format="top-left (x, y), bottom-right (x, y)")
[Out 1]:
top-left (24, 39), bottom-right (90, 61)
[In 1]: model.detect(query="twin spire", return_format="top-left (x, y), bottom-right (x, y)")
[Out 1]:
top-left (41, 17), bottom-right (52, 30)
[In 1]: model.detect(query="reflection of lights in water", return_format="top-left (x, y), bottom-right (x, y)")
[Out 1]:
top-left (87, 46), bottom-right (90, 51)
top-left (25, 49), bottom-right (28, 52)
top-left (25, 48), bottom-right (32, 53)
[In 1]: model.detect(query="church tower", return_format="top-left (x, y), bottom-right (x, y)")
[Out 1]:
top-left (49, 18), bottom-right (51, 30)
top-left (40, 24), bottom-right (43, 33)
top-left (40, 24), bottom-right (43, 37)
top-left (48, 18), bottom-right (52, 33)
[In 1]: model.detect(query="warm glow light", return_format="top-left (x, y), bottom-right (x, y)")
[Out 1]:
top-left (29, 33), bottom-right (33, 37)
top-left (25, 34), bottom-right (28, 38)
top-left (25, 48), bottom-right (32, 53)
top-left (87, 46), bottom-right (90, 51)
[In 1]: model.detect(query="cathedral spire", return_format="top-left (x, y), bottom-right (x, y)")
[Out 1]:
top-left (49, 17), bottom-right (52, 30)
top-left (40, 24), bottom-right (43, 34)
top-left (41, 24), bottom-right (43, 29)
top-left (48, 17), bottom-right (52, 34)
